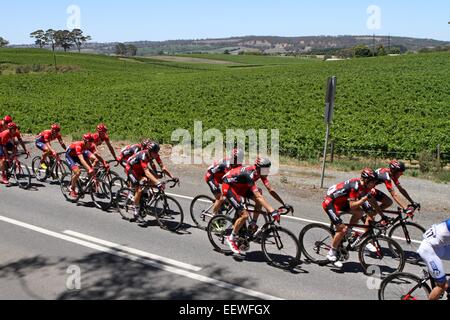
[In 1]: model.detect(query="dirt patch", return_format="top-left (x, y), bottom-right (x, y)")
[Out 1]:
top-left (143, 56), bottom-right (240, 65)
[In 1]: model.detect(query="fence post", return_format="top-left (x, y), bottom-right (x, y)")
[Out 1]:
top-left (437, 144), bottom-right (441, 161)
top-left (330, 140), bottom-right (335, 163)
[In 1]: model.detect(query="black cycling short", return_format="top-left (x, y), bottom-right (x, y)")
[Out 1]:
top-left (373, 189), bottom-right (390, 202)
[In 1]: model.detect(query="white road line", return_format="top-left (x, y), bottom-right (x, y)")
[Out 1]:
top-left (0, 215), bottom-right (283, 300)
top-left (63, 230), bottom-right (202, 272)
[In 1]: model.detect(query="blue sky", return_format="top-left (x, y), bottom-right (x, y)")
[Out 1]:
top-left (1, 1), bottom-right (449, 44)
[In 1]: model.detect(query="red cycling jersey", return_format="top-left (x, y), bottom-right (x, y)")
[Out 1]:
top-left (205, 158), bottom-right (233, 184)
top-left (222, 165), bottom-right (270, 197)
top-left (375, 168), bottom-right (400, 192)
top-left (126, 150), bottom-right (152, 176)
top-left (324, 178), bottom-right (373, 210)
top-left (36, 130), bottom-right (62, 144)
top-left (0, 129), bottom-right (21, 146)
top-left (0, 121), bottom-right (8, 133)
top-left (67, 141), bottom-right (88, 158)
top-left (96, 133), bottom-right (110, 146)
top-left (118, 144), bottom-right (142, 163)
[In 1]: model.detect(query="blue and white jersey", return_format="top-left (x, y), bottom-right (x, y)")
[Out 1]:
top-left (423, 219), bottom-right (450, 248)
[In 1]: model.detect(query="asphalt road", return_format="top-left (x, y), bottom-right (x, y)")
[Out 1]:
top-left (0, 149), bottom-right (448, 300)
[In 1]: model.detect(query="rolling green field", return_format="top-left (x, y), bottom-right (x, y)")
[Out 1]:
top-left (0, 48), bottom-right (449, 159)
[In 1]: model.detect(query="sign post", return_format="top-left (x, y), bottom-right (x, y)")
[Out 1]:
top-left (320, 76), bottom-right (337, 188)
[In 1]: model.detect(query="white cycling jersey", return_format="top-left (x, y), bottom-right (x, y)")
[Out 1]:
top-left (417, 219), bottom-right (450, 282)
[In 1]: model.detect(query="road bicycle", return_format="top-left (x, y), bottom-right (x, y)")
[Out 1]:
top-left (299, 215), bottom-right (405, 276)
top-left (32, 152), bottom-right (70, 183)
top-left (60, 169), bottom-right (112, 211)
top-left (4, 152), bottom-right (31, 189)
top-left (190, 195), bottom-right (254, 230)
top-left (378, 205), bottom-right (425, 264)
top-left (115, 178), bottom-right (184, 232)
top-left (206, 205), bottom-right (301, 270)
top-left (378, 270), bottom-right (450, 300)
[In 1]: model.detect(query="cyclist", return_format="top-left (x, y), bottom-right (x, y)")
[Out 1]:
top-left (117, 140), bottom-right (151, 167)
top-left (65, 134), bottom-right (96, 199)
top-left (417, 219), bottom-right (450, 300)
top-left (323, 168), bottom-right (384, 267)
top-left (0, 115), bottom-right (13, 132)
top-left (222, 157), bottom-right (291, 255)
top-left (35, 124), bottom-right (67, 170)
top-left (86, 133), bottom-right (110, 170)
top-left (0, 122), bottom-right (30, 185)
top-left (374, 160), bottom-right (419, 213)
top-left (125, 147), bottom-right (164, 222)
top-left (95, 124), bottom-right (118, 161)
top-left (205, 148), bottom-right (244, 215)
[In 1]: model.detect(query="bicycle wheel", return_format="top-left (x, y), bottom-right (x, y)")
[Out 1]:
top-left (110, 176), bottom-right (127, 205)
top-left (90, 178), bottom-right (113, 211)
top-left (31, 156), bottom-right (48, 182)
top-left (153, 195), bottom-right (184, 232)
top-left (190, 195), bottom-right (216, 230)
top-left (388, 222), bottom-right (425, 265)
top-left (206, 215), bottom-right (234, 254)
top-left (116, 188), bottom-right (136, 221)
top-left (103, 170), bottom-right (121, 188)
top-left (12, 162), bottom-right (32, 189)
top-left (358, 235), bottom-right (405, 277)
top-left (60, 173), bottom-right (82, 203)
top-left (299, 223), bottom-right (334, 264)
top-left (378, 272), bottom-right (431, 300)
top-left (54, 160), bottom-right (71, 182)
top-left (261, 226), bottom-right (301, 269)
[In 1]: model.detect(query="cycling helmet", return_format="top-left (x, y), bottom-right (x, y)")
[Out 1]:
top-left (389, 160), bottom-right (406, 173)
top-left (148, 141), bottom-right (160, 153)
top-left (7, 122), bottom-right (17, 130)
top-left (141, 139), bottom-right (152, 150)
top-left (3, 115), bottom-right (13, 124)
top-left (361, 168), bottom-right (377, 181)
top-left (51, 124), bottom-right (61, 133)
top-left (255, 157), bottom-right (272, 169)
top-left (96, 123), bottom-right (108, 133)
top-left (83, 133), bottom-right (94, 143)
top-left (231, 148), bottom-right (245, 166)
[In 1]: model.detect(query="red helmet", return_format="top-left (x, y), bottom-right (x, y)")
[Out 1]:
top-left (96, 124), bottom-right (108, 134)
top-left (361, 168), bottom-right (377, 181)
top-left (92, 133), bottom-right (100, 143)
top-left (51, 124), bottom-right (61, 133)
top-left (3, 115), bottom-right (12, 124)
top-left (7, 122), bottom-right (17, 130)
top-left (83, 133), bottom-right (94, 142)
top-left (389, 160), bottom-right (406, 173)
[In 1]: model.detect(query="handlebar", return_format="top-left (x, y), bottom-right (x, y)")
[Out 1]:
top-left (162, 179), bottom-right (180, 189)
top-left (278, 205), bottom-right (294, 216)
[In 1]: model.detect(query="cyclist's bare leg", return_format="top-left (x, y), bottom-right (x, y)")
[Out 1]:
top-left (251, 199), bottom-right (263, 223)
top-left (41, 149), bottom-right (52, 164)
top-left (212, 194), bottom-right (225, 214)
top-left (71, 168), bottom-right (81, 191)
top-left (378, 196), bottom-right (393, 211)
top-left (332, 224), bottom-right (348, 249)
top-left (429, 281), bottom-right (448, 300)
top-left (134, 186), bottom-right (143, 208)
top-left (233, 210), bottom-right (249, 235)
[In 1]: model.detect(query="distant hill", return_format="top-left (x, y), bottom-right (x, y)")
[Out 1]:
top-left (11, 35), bottom-right (450, 56)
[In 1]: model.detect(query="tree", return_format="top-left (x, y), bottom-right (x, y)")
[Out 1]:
top-left (30, 30), bottom-right (47, 48)
top-left (224, 49), bottom-right (230, 55)
top-left (390, 47), bottom-right (401, 55)
top-left (0, 37), bottom-right (8, 48)
top-left (377, 44), bottom-right (387, 56)
top-left (54, 30), bottom-right (74, 52)
top-left (45, 29), bottom-right (57, 52)
top-left (353, 45), bottom-right (371, 58)
top-left (71, 29), bottom-right (91, 53)
top-left (126, 44), bottom-right (138, 56)
top-left (115, 43), bottom-right (127, 56)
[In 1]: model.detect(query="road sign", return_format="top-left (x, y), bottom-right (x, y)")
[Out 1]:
top-left (325, 76), bottom-right (337, 124)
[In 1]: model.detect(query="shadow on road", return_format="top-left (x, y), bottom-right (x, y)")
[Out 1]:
top-left (0, 253), bottom-right (261, 300)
